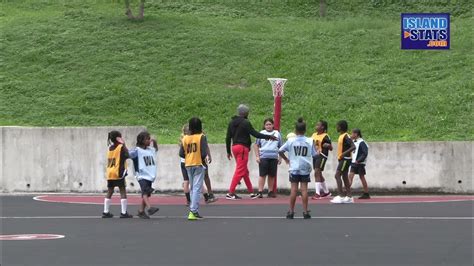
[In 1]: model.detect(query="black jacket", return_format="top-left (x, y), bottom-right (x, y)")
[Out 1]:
top-left (225, 116), bottom-right (272, 155)
top-left (352, 139), bottom-right (368, 164)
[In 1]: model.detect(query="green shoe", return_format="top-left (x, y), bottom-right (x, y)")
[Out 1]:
top-left (188, 211), bottom-right (203, 221)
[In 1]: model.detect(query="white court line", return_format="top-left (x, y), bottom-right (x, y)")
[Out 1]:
top-left (0, 216), bottom-right (472, 220)
top-left (32, 195), bottom-right (474, 205)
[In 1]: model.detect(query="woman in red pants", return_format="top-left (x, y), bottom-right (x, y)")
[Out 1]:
top-left (225, 104), bottom-right (277, 200)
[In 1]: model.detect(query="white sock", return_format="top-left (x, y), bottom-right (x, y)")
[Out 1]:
top-left (120, 199), bottom-right (127, 214)
top-left (104, 198), bottom-right (111, 213)
top-left (321, 181), bottom-right (329, 194)
top-left (315, 182), bottom-right (322, 195)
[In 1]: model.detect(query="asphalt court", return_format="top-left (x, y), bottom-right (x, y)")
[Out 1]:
top-left (1, 195), bottom-right (473, 266)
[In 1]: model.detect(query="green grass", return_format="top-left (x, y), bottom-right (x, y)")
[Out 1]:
top-left (1, 0), bottom-right (472, 143)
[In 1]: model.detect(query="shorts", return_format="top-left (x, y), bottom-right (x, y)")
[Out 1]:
top-left (107, 179), bottom-right (126, 188)
top-left (259, 158), bottom-right (278, 177)
top-left (138, 179), bottom-right (154, 197)
top-left (350, 164), bottom-right (366, 175)
top-left (313, 155), bottom-right (327, 171)
top-left (289, 174), bottom-right (311, 183)
top-left (181, 162), bottom-right (189, 181)
top-left (337, 159), bottom-right (351, 174)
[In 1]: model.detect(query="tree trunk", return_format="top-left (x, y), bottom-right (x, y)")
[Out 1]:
top-left (137, 0), bottom-right (145, 20)
top-left (124, 0), bottom-right (145, 20)
top-left (125, 0), bottom-right (135, 19)
top-left (319, 0), bottom-right (326, 17)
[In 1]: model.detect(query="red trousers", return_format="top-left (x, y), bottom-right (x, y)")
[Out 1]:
top-left (229, 144), bottom-right (254, 194)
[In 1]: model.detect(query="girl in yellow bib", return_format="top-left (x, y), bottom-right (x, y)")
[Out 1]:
top-left (103, 130), bottom-right (133, 218)
top-left (179, 117), bottom-right (208, 220)
top-left (330, 121), bottom-right (356, 204)
top-left (311, 120), bottom-right (333, 199)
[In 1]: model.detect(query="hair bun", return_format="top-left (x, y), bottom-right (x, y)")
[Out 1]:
top-left (297, 117), bottom-right (304, 123)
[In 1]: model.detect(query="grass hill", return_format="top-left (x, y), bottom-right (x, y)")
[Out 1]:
top-left (1, 0), bottom-right (472, 143)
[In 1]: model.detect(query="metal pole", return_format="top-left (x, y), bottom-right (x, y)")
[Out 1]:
top-left (273, 95), bottom-right (282, 131)
top-left (273, 95), bottom-right (282, 193)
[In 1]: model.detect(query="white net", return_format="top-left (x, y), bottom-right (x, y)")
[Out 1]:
top-left (268, 78), bottom-right (287, 97)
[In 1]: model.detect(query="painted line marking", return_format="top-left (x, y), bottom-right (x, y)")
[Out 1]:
top-left (0, 234), bottom-right (65, 240)
top-left (0, 216), bottom-right (472, 220)
top-left (32, 195), bottom-right (474, 205)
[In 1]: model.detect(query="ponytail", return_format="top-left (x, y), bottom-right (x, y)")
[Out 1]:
top-left (295, 117), bottom-right (306, 134)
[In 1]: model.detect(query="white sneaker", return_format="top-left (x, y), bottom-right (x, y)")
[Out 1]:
top-left (342, 196), bottom-right (354, 203)
top-left (330, 195), bottom-right (344, 204)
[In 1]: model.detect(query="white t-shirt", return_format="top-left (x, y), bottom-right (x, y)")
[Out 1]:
top-left (255, 130), bottom-right (282, 159)
top-left (130, 146), bottom-right (157, 182)
top-left (279, 135), bottom-right (317, 176)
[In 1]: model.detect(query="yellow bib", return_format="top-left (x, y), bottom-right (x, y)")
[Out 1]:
top-left (337, 133), bottom-right (350, 160)
top-left (311, 132), bottom-right (328, 153)
top-left (182, 134), bottom-right (204, 167)
top-left (106, 144), bottom-right (126, 180)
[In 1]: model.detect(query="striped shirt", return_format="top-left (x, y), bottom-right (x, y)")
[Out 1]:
top-left (255, 130), bottom-right (282, 159)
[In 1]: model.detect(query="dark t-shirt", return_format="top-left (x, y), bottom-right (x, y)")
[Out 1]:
top-left (225, 116), bottom-right (273, 154)
top-left (342, 135), bottom-right (352, 153)
top-left (320, 135), bottom-right (332, 157)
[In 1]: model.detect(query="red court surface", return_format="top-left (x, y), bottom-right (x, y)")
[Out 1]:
top-left (33, 194), bottom-right (474, 205)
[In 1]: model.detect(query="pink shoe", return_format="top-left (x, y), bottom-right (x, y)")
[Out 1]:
top-left (311, 194), bottom-right (322, 200)
top-left (320, 192), bottom-right (332, 199)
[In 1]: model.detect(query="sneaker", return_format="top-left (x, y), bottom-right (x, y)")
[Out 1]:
top-left (303, 211), bottom-right (311, 219)
top-left (225, 193), bottom-right (242, 200)
top-left (267, 191), bottom-right (277, 198)
top-left (320, 192), bottom-right (332, 199)
top-left (250, 193), bottom-right (260, 199)
top-left (206, 194), bottom-right (218, 203)
top-left (311, 194), bottom-right (321, 200)
top-left (256, 192), bottom-right (264, 199)
top-left (137, 211), bottom-right (150, 219)
top-left (342, 196), bottom-right (354, 203)
top-left (358, 193), bottom-right (371, 199)
top-left (120, 212), bottom-right (133, 218)
top-left (286, 211), bottom-right (295, 219)
top-left (147, 207), bottom-right (159, 216)
top-left (188, 211), bottom-right (204, 220)
top-left (102, 212), bottom-right (113, 218)
top-left (330, 195), bottom-right (344, 204)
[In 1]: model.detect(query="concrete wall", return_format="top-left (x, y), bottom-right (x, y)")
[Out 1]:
top-left (0, 127), bottom-right (472, 193)
top-left (0, 126), bottom-right (145, 193)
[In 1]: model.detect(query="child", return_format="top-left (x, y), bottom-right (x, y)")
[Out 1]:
top-left (279, 118), bottom-right (317, 219)
top-left (179, 117), bottom-right (208, 220)
top-left (254, 118), bottom-right (282, 198)
top-left (202, 152), bottom-right (218, 203)
top-left (102, 130), bottom-right (133, 218)
top-left (349, 128), bottom-right (370, 199)
top-left (311, 120), bottom-right (332, 199)
top-left (202, 130), bottom-right (217, 204)
top-left (180, 126), bottom-right (217, 205)
top-left (179, 124), bottom-right (192, 206)
top-left (130, 131), bottom-right (160, 219)
top-left (286, 132), bottom-right (296, 139)
top-left (330, 120), bottom-right (356, 204)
